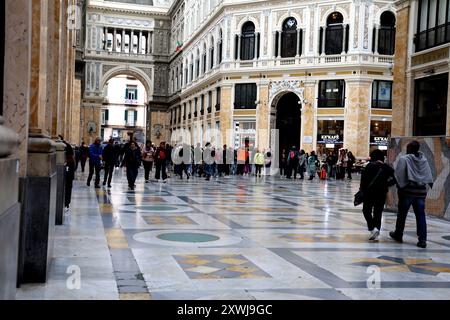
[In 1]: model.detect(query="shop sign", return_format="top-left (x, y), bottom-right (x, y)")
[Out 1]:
top-left (317, 134), bottom-right (343, 144)
top-left (371, 136), bottom-right (390, 146)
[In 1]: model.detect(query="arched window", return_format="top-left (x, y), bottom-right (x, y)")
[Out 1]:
top-left (195, 49), bottom-right (200, 78)
top-left (218, 29), bottom-right (223, 64)
top-left (202, 44), bottom-right (207, 74)
top-left (322, 12), bottom-right (347, 55)
top-left (281, 17), bottom-right (299, 58)
top-left (241, 21), bottom-right (256, 60)
top-left (378, 11), bottom-right (396, 55)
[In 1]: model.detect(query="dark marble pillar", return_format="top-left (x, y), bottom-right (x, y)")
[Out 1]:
top-left (19, 135), bottom-right (57, 284)
top-left (55, 141), bottom-right (66, 225)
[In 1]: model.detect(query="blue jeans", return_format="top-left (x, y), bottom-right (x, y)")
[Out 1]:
top-left (395, 192), bottom-right (427, 242)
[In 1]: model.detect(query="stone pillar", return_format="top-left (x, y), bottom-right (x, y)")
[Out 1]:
top-left (237, 35), bottom-right (241, 60)
top-left (254, 32), bottom-right (259, 60)
top-left (296, 29), bottom-right (301, 57)
top-left (0, 0), bottom-right (29, 299)
top-left (151, 31), bottom-right (155, 54)
top-left (54, 140), bottom-right (66, 226)
top-left (301, 81), bottom-right (316, 153)
top-left (343, 80), bottom-right (371, 158)
top-left (138, 30), bottom-right (142, 54)
top-left (272, 31), bottom-right (277, 58)
top-left (277, 31), bottom-right (282, 58)
top-left (122, 29), bottom-right (125, 52)
top-left (219, 85), bottom-right (233, 146)
top-left (392, 2), bottom-right (410, 137)
top-left (321, 26), bottom-right (326, 55)
top-left (104, 27), bottom-right (108, 50)
top-left (256, 83), bottom-right (270, 151)
top-left (342, 24), bottom-right (347, 54)
top-left (147, 31), bottom-right (151, 54)
top-left (374, 25), bottom-right (380, 54)
top-left (113, 28), bottom-right (117, 52)
top-left (130, 30), bottom-right (134, 54)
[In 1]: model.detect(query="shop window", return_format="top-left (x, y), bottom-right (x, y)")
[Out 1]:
top-left (318, 80), bottom-right (345, 108)
top-left (316, 120), bottom-right (345, 153)
top-left (372, 80), bottom-right (393, 109)
top-left (414, 73), bottom-right (448, 136)
top-left (370, 120), bottom-right (391, 151)
top-left (234, 121), bottom-right (256, 149)
top-left (415, 0), bottom-right (450, 52)
top-left (234, 84), bottom-right (257, 109)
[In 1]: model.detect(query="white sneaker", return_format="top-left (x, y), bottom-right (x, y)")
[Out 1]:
top-left (369, 228), bottom-right (380, 241)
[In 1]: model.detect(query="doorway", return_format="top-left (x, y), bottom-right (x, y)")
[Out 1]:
top-left (275, 92), bottom-right (301, 157)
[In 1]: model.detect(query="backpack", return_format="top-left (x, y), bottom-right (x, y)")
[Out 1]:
top-left (289, 151), bottom-right (296, 159)
top-left (158, 149), bottom-right (166, 160)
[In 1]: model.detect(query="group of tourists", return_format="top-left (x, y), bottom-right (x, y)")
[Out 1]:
top-left (280, 147), bottom-right (356, 181)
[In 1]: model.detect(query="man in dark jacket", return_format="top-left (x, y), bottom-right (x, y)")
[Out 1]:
top-left (121, 141), bottom-right (141, 190)
top-left (390, 140), bottom-right (434, 248)
top-left (102, 139), bottom-right (118, 188)
top-left (87, 137), bottom-right (103, 188)
top-left (79, 142), bottom-right (89, 172)
top-left (360, 149), bottom-right (396, 241)
top-left (286, 146), bottom-right (299, 179)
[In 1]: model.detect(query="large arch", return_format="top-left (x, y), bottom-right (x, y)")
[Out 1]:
top-left (100, 65), bottom-right (152, 101)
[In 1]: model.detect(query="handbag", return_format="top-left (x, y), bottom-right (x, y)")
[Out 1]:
top-left (354, 168), bottom-right (383, 206)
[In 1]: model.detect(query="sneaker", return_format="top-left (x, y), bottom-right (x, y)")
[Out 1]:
top-left (369, 228), bottom-right (380, 241)
top-left (417, 241), bottom-right (427, 248)
top-left (163, 179), bottom-right (167, 183)
top-left (389, 231), bottom-right (403, 243)
top-left (86, 182), bottom-right (90, 187)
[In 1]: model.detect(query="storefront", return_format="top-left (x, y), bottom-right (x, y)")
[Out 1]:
top-left (369, 120), bottom-right (391, 153)
top-left (316, 120), bottom-right (344, 155)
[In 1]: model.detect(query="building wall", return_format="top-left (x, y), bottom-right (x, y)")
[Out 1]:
top-left (167, 0), bottom-right (397, 158)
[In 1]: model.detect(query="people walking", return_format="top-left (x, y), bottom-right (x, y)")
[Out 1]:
top-left (154, 142), bottom-right (168, 182)
top-left (86, 137), bottom-right (103, 188)
top-left (390, 140), bottom-right (434, 248)
top-left (142, 140), bottom-right (155, 183)
top-left (121, 141), bottom-right (141, 190)
top-left (286, 146), bottom-right (299, 179)
top-left (347, 151), bottom-right (356, 180)
top-left (298, 149), bottom-right (306, 180)
top-left (102, 139), bottom-right (118, 188)
top-left (254, 148), bottom-right (264, 177)
top-left (360, 149), bottom-right (396, 241)
top-left (307, 151), bottom-right (318, 180)
top-left (79, 142), bottom-right (89, 173)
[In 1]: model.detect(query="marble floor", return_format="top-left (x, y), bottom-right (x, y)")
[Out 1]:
top-left (16, 169), bottom-right (450, 300)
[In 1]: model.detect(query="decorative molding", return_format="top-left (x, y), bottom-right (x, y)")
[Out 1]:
top-left (269, 80), bottom-right (305, 103)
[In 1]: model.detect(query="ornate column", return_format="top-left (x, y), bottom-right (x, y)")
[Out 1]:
top-left (237, 35), bottom-right (241, 60)
top-left (138, 30), bottom-right (143, 54)
top-left (147, 31), bottom-right (151, 54)
top-left (254, 32), bottom-right (259, 60)
top-left (272, 31), bottom-right (277, 58)
top-left (321, 26), bottom-right (327, 55)
top-left (374, 24), bottom-right (380, 54)
top-left (277, 31), bottom-right (282, 58)
top-left (113, 28), bottom-right (117, 51)
top-left (130, 30), bottom-right (134, 54)
top-left (151, 31), bottom-right (155, 54)
top-left (301, 80), bottom-right (316, 153)
top-left (342, 24), bottom-right (348, 54)
top-left (121, 29), bottom-right (125, 52)
top-left (104, 27), bottom-right (108, 50)
top-left (296, 29), bottom-right (301, 57)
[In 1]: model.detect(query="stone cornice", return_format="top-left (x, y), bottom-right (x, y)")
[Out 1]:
top-left (88, 4), bottom-right (171, 19)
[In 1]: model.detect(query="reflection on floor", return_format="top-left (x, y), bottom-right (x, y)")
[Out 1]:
top-left (16, 169), bottom-right (450, 300)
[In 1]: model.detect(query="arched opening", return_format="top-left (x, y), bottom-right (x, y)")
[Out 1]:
top-left (209, 36), bottom-right (215, 69)
top-left (281, 17), bottom-right (298, 58)
top-left (218, 29), bottom-right (223, 64)
top-left (241, 21), bottom-right (256, 60)
top-left (101, 74), bottom-right (148, 144)
top-left (275, 92), bottom-right (301, 159)
top-left (378, 11), bottom-right (396, 55)
top-left (324, 12), bottom-right (346, 55)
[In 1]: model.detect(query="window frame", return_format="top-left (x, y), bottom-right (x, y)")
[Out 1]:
top-left (318, 80), bottom-right (346, 108)
top-left (371, 80), bottom-right (393, 109)
top-left (234, 83), bottom-right (257, 109)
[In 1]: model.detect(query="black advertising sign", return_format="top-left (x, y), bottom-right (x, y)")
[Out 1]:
top-left (370, 136), bottom-right (390, 146)
top-left (317, 134), bottom-right (343, 144)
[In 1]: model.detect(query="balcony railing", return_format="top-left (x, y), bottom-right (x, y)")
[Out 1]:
top-left (415, 22), bottom-right (450, 52)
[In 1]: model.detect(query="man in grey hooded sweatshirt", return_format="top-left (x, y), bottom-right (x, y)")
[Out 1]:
top-left (390, 140), bottom-right (434, 248)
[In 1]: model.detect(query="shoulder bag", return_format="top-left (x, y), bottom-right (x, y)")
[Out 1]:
top-left (354, 167), bottom-right (383, 206)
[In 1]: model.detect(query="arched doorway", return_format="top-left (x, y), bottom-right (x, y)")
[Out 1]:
top-left (275, 92), bottom-right (301, 157)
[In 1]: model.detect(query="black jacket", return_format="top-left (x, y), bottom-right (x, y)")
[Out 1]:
top-left (122, 147), bottom-right (141, 169)
top-left (360, 161), bottom-right (396, 195)
top-left (102, 144), bottom-right (118, 164)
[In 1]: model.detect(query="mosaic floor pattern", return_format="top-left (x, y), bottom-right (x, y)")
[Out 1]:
top-left (15, 169), bottom-right (450, 300)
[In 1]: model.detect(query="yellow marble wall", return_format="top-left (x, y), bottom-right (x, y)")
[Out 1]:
top-left (344, 81), bottom-right (371, 158)
top-left (256, 84), bottom-right (270, 151)
top-left (70, 79), bottom-right (82, 144)
top-left (149, 110), bottom-right (170, 144)
top-left (392, 3), bottom-right (410, 137)
top-left (301, 81), bottom-right (315, 153)
top-left (219, 85), bottom-right (233, 146)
